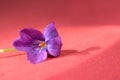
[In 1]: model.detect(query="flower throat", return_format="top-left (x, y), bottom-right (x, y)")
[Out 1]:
top-left (39, 42), bottom-right (46, 48)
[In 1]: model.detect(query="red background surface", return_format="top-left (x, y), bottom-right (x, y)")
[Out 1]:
top-left (0, 0), bottom-right (120, 80)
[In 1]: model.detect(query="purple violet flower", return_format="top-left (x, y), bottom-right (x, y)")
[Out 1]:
top-left (13, 22), bottom-right (62, 64)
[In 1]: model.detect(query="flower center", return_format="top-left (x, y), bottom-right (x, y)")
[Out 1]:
top-left (39, 41), bottom-right (46, 48)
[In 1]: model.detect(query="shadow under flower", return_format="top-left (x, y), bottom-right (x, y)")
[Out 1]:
top-left (60, 46), bottom-right (101, 57)
top-left (46, 46), bottom-right (101, 62)
top-left (47, 46), bottom-right (101, 59)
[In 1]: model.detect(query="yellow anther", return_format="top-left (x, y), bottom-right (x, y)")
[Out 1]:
top-left (39, 42), bottom-right (46, 47)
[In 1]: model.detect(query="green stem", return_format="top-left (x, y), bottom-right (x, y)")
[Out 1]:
top-left (0, 48), bottom-right (18, 53)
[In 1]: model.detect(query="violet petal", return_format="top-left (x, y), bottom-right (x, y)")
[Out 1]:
top-left (44, 22), bottom-right (59, 41)
top-left (27, 48), bottom-right (47, 64)
top-left (46, 37), bottom-right (62, 57)
top-left (20, 28), bottom-right (44, 43)
top-left (13, 38), bottom-right (32, 51)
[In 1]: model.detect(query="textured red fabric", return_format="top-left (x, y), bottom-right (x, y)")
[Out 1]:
top-left (0, 0), bottom-right (120, 80)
